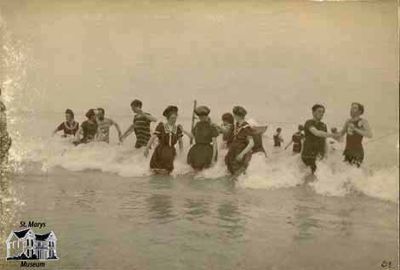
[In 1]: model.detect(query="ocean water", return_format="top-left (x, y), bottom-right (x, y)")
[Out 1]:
top-left (0, 0), bottom-right (399, 269)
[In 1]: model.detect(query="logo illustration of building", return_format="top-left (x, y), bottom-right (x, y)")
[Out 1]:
top-left (6, 228), bottom-right (58, 261)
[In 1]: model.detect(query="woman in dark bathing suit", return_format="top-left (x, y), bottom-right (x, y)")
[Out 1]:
top-left (73, 109), bottom-right (98, 145)
top-left (144, 106), bottom-right (183, 174)
top-left (187, 106), bottom-right (219, 171)
top-left (225, 106), bottom-right (255, 175)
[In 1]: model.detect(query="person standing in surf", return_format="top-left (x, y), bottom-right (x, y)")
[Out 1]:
top-left (284, 125), bottom-right (305, 154)
top-left (0, 95), bottom-right (12, 166)
top-left (273, 128), bottom-right (284, 147)
top-left (217, 112), bottom-right (235, 149)
top-left (187, 106), bottom-right (219, 171)
top-left (337, 102), bottom-right (372, 167)
top-left (95, 108), bottom-right (122, 143)
top-left (225, 106), bottom-right (255, 175)
top-left (301, 104), bottom-right (338, 174)
top-left (144, 106), bottom-right (183, 174)
top-left (74, 109), bottom-right (98, 145)
top-left (53, 109), bottom-right (79, 137)
top-left (121, 99), bottom-right (157, 149)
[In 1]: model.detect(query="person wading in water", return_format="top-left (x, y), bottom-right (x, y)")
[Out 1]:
top-left (337, 102), bottom-right (372, 167)
top-left (285, 125), bottom-right (305, 154)
top-left (186, 106), bottom-right (219, 171)
top-left (273, 128), bottom-right (284, 147)
top-left (301, 104), bottom-right (338, 174)
top-left (225, 106), bottom-right (255, 177)
top-left (121, 99), bottom-right (157, 149)
top-left (95, 108), bottom-right (122, 144)
top-left (74, 109), bottom-right (98, 145)
top-left (53, 109), bottom-right (79, 138)
top-left (144, 105), bottom-right (183, 174)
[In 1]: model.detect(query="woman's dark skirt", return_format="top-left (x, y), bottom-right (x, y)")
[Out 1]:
top-left (187, 143), bottom-right (214, 170)
top-left (150, 145), bottom-right (176, 173)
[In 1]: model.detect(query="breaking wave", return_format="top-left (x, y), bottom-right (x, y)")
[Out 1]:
top-left (15, 135), bottom-right (399, 204)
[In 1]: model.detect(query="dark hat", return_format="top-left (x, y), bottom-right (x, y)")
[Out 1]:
top-left (298, 124), bottom-right (304, 131)
top-left (85, 109), bottom-right (96, 118)
top-left (232, 106), bottom-right (247, 117)
top-left (163, 105), bottom-right (178, 118)
top-left (194, 106), bottom-right (210, 116)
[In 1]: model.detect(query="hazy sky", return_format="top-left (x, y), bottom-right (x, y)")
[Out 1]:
top-left (0, 0), bottom-right (398, 127)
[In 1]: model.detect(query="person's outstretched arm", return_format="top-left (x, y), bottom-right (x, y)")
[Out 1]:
top-left (120, 124), bottom-right (135, 142)
top-left (112, 120), bottom-right (123, 142)
top-left (284, 139), bottom-right (293, 150)
top-left (309, 126), bottom-right (336, 139)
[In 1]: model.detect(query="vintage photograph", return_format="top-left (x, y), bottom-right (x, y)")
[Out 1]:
top-left (0, 0), bottom-right (398, 269)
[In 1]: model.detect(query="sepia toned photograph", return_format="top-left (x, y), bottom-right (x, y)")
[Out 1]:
top-left (0, 0), bottom-right (398, 269)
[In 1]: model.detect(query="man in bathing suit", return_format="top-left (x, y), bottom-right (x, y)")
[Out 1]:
top-left (95, 108), bottom-right (122, 143)
top-left (121, 99), bottom-right (157, 148)
top-left (337, 102), bottom-right (373, 167)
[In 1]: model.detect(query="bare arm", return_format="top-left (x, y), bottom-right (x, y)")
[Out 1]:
top-left (354, 119), bottom-right (373, 138)
top-left (237, 136), bottom-right (255, 160)
top-left (112, 121), bottom-right (122, 141)
top-left (120, 124), bottom-right (135, 141)
top-left (144, 134), bottom-right (157, 157)
top-left (284, 140), bottom-right (293, 150)
top-left (309, 126), bottom-right (335, 139)
top-left (212, 137), bottom-right (217, 164)
top-left (182, 128), bottom-right (194, 139)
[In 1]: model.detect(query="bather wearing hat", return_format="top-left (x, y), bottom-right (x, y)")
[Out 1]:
top-left (187, 105), bottom-right (219, 171)
top-left (145, 105), bottom-right (183, 174)
top-left (224, 106), bottom-right (255, 176)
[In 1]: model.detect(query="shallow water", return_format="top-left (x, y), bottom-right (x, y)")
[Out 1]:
top-left (0, 165), bottom-right (398, 270)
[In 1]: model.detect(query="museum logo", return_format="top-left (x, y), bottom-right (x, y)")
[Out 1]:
top-left (5, 222), bottom-right (58, 267)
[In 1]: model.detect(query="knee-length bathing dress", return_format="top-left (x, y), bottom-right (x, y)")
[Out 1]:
top-left (225, 121), bottom-right (254, 175)
top-left (187, 121), bottom-right (219, 170)
top-left (150, 122), bottom-right (183, 173)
